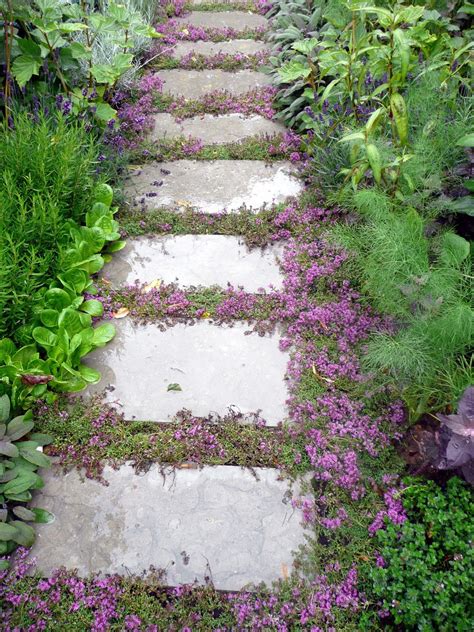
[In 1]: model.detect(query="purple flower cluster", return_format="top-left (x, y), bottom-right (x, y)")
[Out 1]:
top-left (154, 19), bottom-right (267, 45)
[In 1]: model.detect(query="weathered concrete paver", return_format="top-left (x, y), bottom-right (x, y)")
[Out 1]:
top-left (151, 112), bottom-right (285, 144)
top-left (171, 39), bottom-right (271, 59)
top-left (175, 10), bottom-right (268, 30)
top-left (158, 69), bottom-right (271, 98)
top-left (101, 235), bottom-right (283, 290)
top-left (85, 320), bottom-right (288, 425)
top-left (31, 465), bottom-right (304, 590)
top-left (126, 160), bottom-right (303, 213)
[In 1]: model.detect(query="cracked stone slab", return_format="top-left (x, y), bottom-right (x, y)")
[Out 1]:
top-left (101, 235), bottom-right (283, 290)
top-left (171, 39), bottom-right (271, 59)
top-left (31, 464), bottom-right (304, 590)
top-left (158, 69), bottom-right (271, 99)
top-left (125, 160), bottom-right (302, 213)
top-left (175, 10), bottom-right (268, 30)
top-left (85, 320), bottom-right (288, 425)
top-left (150, 113), bottom-right (285, 144)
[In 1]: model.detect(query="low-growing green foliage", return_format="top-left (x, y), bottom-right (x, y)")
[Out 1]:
top-left (0, 394), bottom-right (54, 565)
top-left (370, 477), bottom-right (474, 631)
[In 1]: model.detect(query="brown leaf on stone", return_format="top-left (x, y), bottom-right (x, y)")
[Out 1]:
top-left (143, 279), bottom-right (162, 294)
top-left (113, 307), bottom-right (130, 319)
top-left (21, 374), bottom-right (54, 386)
top-left (281, 563), bottom-right (288, 579)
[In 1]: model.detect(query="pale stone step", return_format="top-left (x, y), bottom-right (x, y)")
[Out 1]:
top-left (101, 235), bottom-right (283, 290)
top-left (31, 464), bottom-right (304, 590)
top-left (158, 69), bottom-right (271, 99)
top-left (85, 320), bottom-right (288, 425)
top-left (126, 160), bottom-right (302, 213)
top-left (175, 10), bottom-right (268, 30)
top-left (171, 39), bottom-right (271, 59)
top-left (150, 112), bottom-right (285, 144)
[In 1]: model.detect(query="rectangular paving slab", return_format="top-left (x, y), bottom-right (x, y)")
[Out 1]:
top-left (175, 10), bottom-right (268, 30)
top-left (171, 39), bottom-right (271, 59)
top-left (31, 464), bottom-right (305, 590)
top-left (85, 320), bottom-right (288, 425)
top-left (101, 235), bottom-right (283, 290)
top-left (125, 160), bottom-right (302, 213)
top-left (150, 112), bottom-right (285, 144)
top-left (158, 69), bottom-right (271, 99)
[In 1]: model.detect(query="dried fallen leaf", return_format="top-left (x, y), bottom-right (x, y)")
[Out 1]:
top-left (311, 365), bottom-right (334, 384)
top-left (281, 563), bottom-right (288, 579)
top-left (113, 307), bottom-right (130, 319)
top-left (175, 199), bottom-right (193, 208)
top-left (143, 279), bottom-right (162, 293)
top-left (167, 383), bottom-right (182, 392)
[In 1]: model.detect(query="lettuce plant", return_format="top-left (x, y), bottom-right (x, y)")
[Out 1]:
top-left (436, 386), bottom-right (474, 485)
top-left (0, 394), bottom-right (54, 568)
top-left (0, 184), bottom-right (123, 409)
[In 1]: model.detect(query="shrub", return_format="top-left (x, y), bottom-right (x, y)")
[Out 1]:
top-left (370, 477), bottom-right (474, 631)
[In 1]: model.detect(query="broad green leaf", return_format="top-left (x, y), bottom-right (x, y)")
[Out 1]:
top-left (78, 364), bottom-right (101, 383)
top-left (167, 383), bottom-right (182, 392)
top-left (292, 38), bottom-right (318, 55)
top-left (441, 233), bottom-right (470, 266)
top-left (12, 506), bottom-right (36, 521)
top-left (81, 300), bottom-right (104, 317)
top-left (92, 323), bottom-right (115, 347)
top-left (456, 133), bottom-right (474, 147)
top-left (9, 521), bottom-right (35, 547)
top-left (94, 102), bottom-right (117, 122)
top-left (94, 183), bottom-right (114, 207)
top-left (12, 55), bottom-right (41, 87)
top-left (33, 327), bottom-right (58, 349)
top-left (7, 416), bottom-right (35, 441)
top-left (40, 309), bottom-right (59, 328)
top-left (339, 132), bottom-right (365, 143)
top-left (29, 433), bottom-right (54, 446)
top-left (4, 471), bottom-right (41, 496)
top-left (44, 288), bottom-right (71, 310)
top-left (278, 60), bottom-right (312, 83)
top-left (19, 447), bottom-right (50, 469)
top-left (32, 508), bottom-right (55, 524)
top-left (0, 522), bottom-right (18, 541)
top-left (106, 240), bottom-right (127, 253)
top-left (58, 269), bottom-right (89, 294)
top-left (0, 441), bottom-right (19, 458)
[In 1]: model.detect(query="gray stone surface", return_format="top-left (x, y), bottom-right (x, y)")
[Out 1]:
top-left (158, 69), bottom-right (271, 99)
top-left (101, 235), bottom-right (283, 290)
top-left (31, 464), bottom-right (304, 590)
top-left (125, 160), bottom-right (302, 213)
top-left (175, 10), bottom-right (268, 30)
top-left (150, 112), bottom-right (285, 144)
top-left (171, 39), bottom-right (270, 59)
top-left (85, 320), bottom-right (288, 425)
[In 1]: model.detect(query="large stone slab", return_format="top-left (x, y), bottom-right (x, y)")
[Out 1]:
top-left (171, 39), bottom-right (271, 59)
top-left (175, 10), bottom-right (268, 30)
top-left (85, 320), bottom-right (288, 425)
top-left (150, 112), bottom-right (285, 144)
top-left (125, 160), bottom-right (302, 213)
top-left (31, 465), bottom-right (304, 590)
top-left (101, 235), bottom-right (283, 290)
top-left (158, 69), bottom-right (271, 99)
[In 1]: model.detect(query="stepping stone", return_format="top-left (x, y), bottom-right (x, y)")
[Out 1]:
top-left (85, 320), bottom-right (288, 425)
top-left (126, 160), bottom-right (302, 213)
top-left (31, 464), bottom-right (305, 590)
top-left (175, 10), bottom-right (268, 30)
top-left (171, 39), bottom-right (271, 59)
top-left (150, 112), bottom-right (285, 144)
top-left (158, 69), bottom-right (271, 99)
top-left (101, 235), bottom-right (283, 290)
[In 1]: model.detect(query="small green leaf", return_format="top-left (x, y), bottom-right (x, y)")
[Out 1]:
top-left (167, 383), bottom-right (182, 392)
top-left (0, 395), bottom-right (10, 423)
top-left (0, 441), bottom-right (19, 458)
top-left (12, 506), bottom-right (36, 521)
top-left (7, 416), bottom-right (34, 441)
top-left (19, 447), bottom-right (51, 469)
top-left (92, 323), bottom-right (115, 347)
top-left (9, 520), bottom-right (35, 547)
top-left (32, 508), bottom-right (55, 524)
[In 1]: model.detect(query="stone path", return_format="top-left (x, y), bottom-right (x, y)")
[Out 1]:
top-left (31, 6), bottom-right (305, 590)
